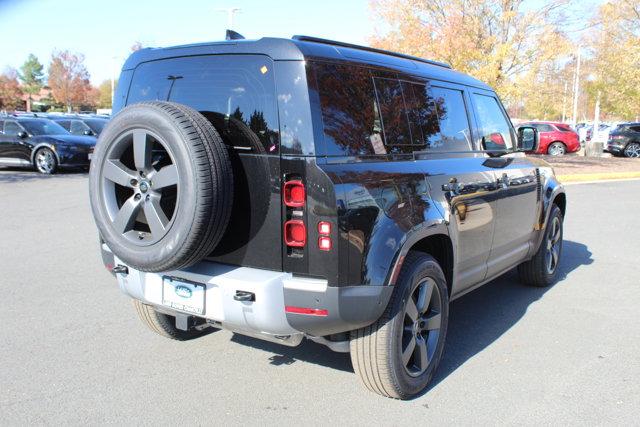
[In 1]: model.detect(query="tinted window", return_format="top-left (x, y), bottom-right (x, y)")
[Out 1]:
top-left (4, 121), bottom-right (21, 136)
top-left (537, 124), bottom-right (554, 132)
top-left (373, 77), bottom-right (412, 149)
top-left (128, 55), bottom-right (279, 153)
top-left (629, 126), bottom-right (640, 133)
top-left (56, 120), bottom-right (71, 130)
top-left (20, 119), bottom-right (69, 136)
top-left (402, 82), bottom-right (440, 149)
top-left (472, 94), bottom-right (514, 151)
top-left (70, 120), bottom-right (90, 135)
top-left (431, 87), bottom-right (472, 151)
top-left (314, 62), bottom-right (385, 156)
top-left (84, 119), bottom-right (106, 135)
top-left (555, 124), bottom-right (573, 132)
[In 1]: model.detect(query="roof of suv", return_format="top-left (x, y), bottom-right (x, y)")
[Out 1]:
top-left (122, 36), bottom-right (491, 91)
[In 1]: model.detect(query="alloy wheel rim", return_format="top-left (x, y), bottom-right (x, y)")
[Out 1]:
top-left (545, 216), bottom-right (561, 274)
top-left (36, 150), bottom-right (54, 173)
top-left (549, 144), bottom-right (565, 156)
top-left (401, 277), bottom-right (442, 377)
top-left (625, 144), bottom-right (640, 158)
top-left (100, 129), bottom-right (179, 246)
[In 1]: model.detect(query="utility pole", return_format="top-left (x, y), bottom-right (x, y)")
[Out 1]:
top-left (571, 49), bottom-right (581, 127)
top-left (561, 80), bottom-right (568, 123)
top-left (216, 7), bottom-right (241, 28)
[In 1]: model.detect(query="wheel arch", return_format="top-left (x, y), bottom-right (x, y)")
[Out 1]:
top-left (30, 143), bottom-right (60, 165)
top-left (386, 224), bottom-right (453, 296)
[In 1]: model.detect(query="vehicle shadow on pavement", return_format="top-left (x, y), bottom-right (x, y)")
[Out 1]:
top-left (0, 167), bottom-right (87, 183)
top-left (426, 239), bottom-right (593, 395)
top-left (227, 240), bottom-right (593, 385)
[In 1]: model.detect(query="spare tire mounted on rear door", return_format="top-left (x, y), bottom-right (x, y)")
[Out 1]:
top-left (89, 101), bottom-right (233, 272)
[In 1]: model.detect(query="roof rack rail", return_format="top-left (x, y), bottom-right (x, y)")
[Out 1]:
top-left (291, 35), bottom-right (451, 69)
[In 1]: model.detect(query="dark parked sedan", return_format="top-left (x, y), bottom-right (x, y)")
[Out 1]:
top-left (607, 123), bottom-right (640, 158)
top-left (50, 116), bottom-right (109, 136)
top-left (0, 117), bottom-right (96, 174)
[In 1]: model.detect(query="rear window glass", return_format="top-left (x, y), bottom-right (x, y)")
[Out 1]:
top-left (313, 62), bottom-right (385, 156)
top-left (555, 124), bottom-right (573, 132)
top-left (127, 55), bottom-right (279, 153)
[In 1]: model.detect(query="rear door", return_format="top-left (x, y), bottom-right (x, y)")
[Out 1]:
top-left (420, 82), bottom-right (500, 293)
top-left (126, 54), bottom-right (282, 270)
top-left (1, 121), bottom-right (31, 162)
top-left (469, 91), bottom-right (539, 278)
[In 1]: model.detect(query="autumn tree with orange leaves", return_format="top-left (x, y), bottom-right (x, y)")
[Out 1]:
top-left (369, 0), bottom-right (571, 111)
top-left (0, 68), bottom-right (23, 111)
top-left (48, 50), bottom-right (94, 112)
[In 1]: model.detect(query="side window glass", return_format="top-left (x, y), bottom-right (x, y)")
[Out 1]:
top-left (373, 77), bottom-right (412, 149)
top-left (314, 63), bottom-right (386, 156)
top-left (430, 87), bottom-right (472, 151)
top-left (70, 121), bottom-right (89, 135)
top-left (472, 94), bottom-right (514, 151)
top-left (401, 81), bottom-right (440, 149)
top-left (0, 121), bottom-right (4, 133)
top-left (4, 121), bottom-right (21, 136)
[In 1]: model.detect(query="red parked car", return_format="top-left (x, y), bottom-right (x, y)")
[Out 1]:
top-left (517, 122), bottom-right (580, 155)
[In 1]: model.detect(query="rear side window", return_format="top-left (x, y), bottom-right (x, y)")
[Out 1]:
top-left (70, 120), bottom-right (90, 135)
top-left (629, 126), bottom-right (640, 133)
top-left (313, 62), bottom-right (385, 156)
top-left (472, 94), bottom-right (514, 151)
top-left (430, 87), bottom-right (472, 151)
top-left (4, 121), bottom-right (21, 136)
top-left (555, 124), bottom-right (574, 132)
top-left (401, 81), bottom-right (439, 148)
top-left (128, 55), bottom-right (279, 153)
top-left (373, 77), bottom-right (412, 148)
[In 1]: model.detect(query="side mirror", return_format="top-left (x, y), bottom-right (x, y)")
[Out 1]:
top-left (17, 131), bottom-right (28, 139)
top-left (517, 126), bottom-right (538, 152)
top-left (83, 129), bottom-right (94, 136)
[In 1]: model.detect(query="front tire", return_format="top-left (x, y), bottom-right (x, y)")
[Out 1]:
top-left (34, 147), bottom-right (58, 174)
top-left (518, 204), bottom-right (563, 287)
top-left (350, 252), bottom-right (449, 399)
top-left (624, 142), bottom-right (640, 158)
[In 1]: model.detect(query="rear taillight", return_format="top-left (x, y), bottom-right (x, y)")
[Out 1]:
top-left (284, 220), bottom-right (306, 247)
top-left (283, 180), bottom-right (305, 207)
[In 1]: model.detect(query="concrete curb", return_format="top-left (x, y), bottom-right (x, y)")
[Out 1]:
top-left (557, 171), bottom-right (640, 183)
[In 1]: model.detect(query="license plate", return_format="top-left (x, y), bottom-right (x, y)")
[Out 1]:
top-left (162, 277), bottom-right (205, 315)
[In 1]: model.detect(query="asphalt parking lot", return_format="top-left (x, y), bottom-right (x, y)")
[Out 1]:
top-left (1, 169), bottom-right (639, 425)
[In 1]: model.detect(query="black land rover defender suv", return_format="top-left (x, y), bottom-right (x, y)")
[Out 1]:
top-left (89, 35), bottom-right (566, 399)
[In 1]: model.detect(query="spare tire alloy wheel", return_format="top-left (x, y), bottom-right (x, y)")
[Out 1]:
top-left (89, 102), bottom-right (233, 272)
top-left (101, 129), bottom-right (178, 246)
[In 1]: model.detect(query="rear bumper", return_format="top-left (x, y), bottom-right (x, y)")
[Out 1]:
top-left (103, 245), bottom-right (391, 345)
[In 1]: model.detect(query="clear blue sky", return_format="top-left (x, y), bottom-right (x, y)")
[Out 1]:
top-left (0, 0), bottom-right (601, 86)
top-left (0, 0), bottom-right (372, 84)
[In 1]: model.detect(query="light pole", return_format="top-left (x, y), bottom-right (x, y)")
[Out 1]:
top-left (571, 49), bottom-right (581, 127)
top-left (216, 7), bottom-right (241, 28)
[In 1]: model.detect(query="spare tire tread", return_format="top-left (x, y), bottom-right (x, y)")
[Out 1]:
top-left (90, 101), bottom-right (233, 272)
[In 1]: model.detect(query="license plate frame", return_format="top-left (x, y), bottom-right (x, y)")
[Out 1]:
top-left (161, 276), bottom-right (206, 315)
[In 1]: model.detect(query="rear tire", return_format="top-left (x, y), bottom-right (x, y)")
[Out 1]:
top-left (547, 142), bottom-right (566, 156)
top-left (518, 204), bottom-right (563, 287)
top-left (133, 300), bottom-right (209, 341)
top-left (350, 252), bottom-right (449, 399)
top-left (624, 142), bottom-right (640, 158)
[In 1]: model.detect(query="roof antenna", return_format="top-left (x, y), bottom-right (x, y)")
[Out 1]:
top-left (225, 29), bottom-right (245, 40)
